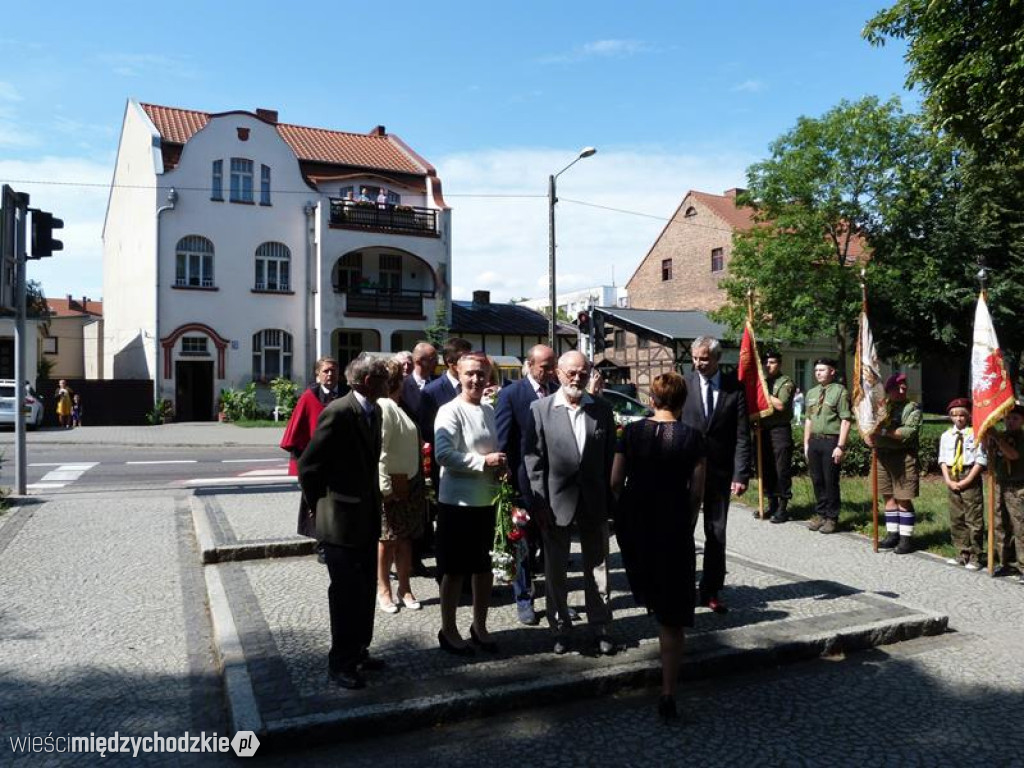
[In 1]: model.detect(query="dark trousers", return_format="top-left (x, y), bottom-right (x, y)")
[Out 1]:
top-left (695, 477), bottom-right (732, 598)
top-left (808, 435), bottom-right (841, 519)
top-left (762, 425), bottom-right (793, 501)
top-left (324, 541), bottom-right (377, 673)
top-left (513, 521), bottom-right (540, 606)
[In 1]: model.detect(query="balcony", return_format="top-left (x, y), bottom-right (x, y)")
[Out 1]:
top-left (337, 287), bottom-right (432, 317)
top-left (328, 199), bottom-right (438, 237)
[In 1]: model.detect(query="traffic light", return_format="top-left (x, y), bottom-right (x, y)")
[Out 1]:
top-left (576, 310), bottom-right (590, 334)
top-left (29, 209), bottom-right (63, 258)
top-left (593, 312), bottom-right (613, 349)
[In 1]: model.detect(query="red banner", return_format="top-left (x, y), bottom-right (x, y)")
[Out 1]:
top-left (971, 293), bottom-right (1015, 442)
top-left (737, 321), bottom-right (773, 419)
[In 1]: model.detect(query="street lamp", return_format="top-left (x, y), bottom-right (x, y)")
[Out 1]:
top-left (548, 146), bottom-right (597, 347)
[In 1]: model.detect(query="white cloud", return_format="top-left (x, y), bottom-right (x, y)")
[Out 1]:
top-left (539, 39), bottom-right (653, 64)
top-left (439, 146), bottom-right (755, 303)
top-left (0, 156), bottom-right (112, 299)
top-left (96, 52), bottom-right (196, 78)
top-left (732, 79), bottom-right (766, 93)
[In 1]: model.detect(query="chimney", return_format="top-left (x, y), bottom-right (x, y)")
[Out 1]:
top-left (723, 188), bottom-right (746, 199)
top-left (369, 125), bottom-right (387, 136)
top-left (255, 108), bottom-right (279, 124)
top-left (472, 290), bottom-right (490, 306)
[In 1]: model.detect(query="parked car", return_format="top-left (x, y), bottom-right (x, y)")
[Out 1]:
top-left (0, 380), bottom-right (44, 429)
top-left (601, 389), bottom-right (653, 425)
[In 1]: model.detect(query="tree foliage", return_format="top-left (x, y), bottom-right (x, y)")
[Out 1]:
top-left (865, 0), bottom-right (1024, 161)
top-left (712, 97), bottom-right (931, 373)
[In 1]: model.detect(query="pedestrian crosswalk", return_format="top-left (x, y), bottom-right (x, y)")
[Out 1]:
top-left (26, 462), bottom-right (99, 490)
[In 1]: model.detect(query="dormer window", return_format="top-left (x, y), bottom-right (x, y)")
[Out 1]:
top-left (684, 206), bottom-right (697, 218)
top-left (230, 158), bottom-right (254, 203)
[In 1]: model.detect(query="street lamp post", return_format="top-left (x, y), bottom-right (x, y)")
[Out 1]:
top-left (548, 146), bottom-right (596, 347)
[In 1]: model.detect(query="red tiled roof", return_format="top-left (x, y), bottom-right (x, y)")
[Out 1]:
top-left (47, 297), bottom-right (102, 317)
top-left (688, 190), bottom-right (757, 231)
top-left (140, 103), bottom-right (426, 176)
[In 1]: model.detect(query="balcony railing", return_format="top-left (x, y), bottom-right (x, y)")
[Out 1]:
top-left (338, 287), bottom-right (432, 316)
top-left (328, 199), bottom-right (438, 236)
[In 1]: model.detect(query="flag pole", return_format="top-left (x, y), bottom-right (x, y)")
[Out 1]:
top-left (976, 260), bottom-right (997, 575)
top-left (862, 272), bottom-right (879, 552)
top-left (748, 289), bottom-right (765, 520)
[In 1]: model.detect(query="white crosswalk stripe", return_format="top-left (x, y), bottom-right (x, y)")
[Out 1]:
top-left (27, 462), bottom-right (98, 490)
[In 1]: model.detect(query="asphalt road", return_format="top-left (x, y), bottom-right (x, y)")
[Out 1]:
top-left (0, 444), bottom-right (290, 494)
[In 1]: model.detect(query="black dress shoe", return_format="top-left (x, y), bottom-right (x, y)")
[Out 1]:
top-left (469, 625), bottom-right (499, 653)
top-left (553, 638), bottom-right (570, 655)
top-left (327, 667), bottom-right (366, 690)
top-left (658, 695), bottom-right (678, 723)
top-left (438, 630), bottom-right (475, 657)
top-left (359, 654), bottom-right (386, 671)
top-left (596, 634), bottom-right (619, 656)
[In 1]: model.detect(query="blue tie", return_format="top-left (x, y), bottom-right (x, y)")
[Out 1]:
top-left (705, 380), bottom-right (715, 425)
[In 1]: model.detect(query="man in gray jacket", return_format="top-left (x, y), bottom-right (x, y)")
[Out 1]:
top-left (525, 351), bottom-right (618, 656)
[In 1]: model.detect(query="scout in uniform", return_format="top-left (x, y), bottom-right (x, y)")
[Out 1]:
top-left (866, 373), bottom-right (923, 554)
top-left (938, 398), bottom-right (987, 570)
top-left (987, 403), bottom-right (1024, 583)
top-left (758, 349), bottom-right (795, 523)
top-left (803, 358), bottom-right (852, 534)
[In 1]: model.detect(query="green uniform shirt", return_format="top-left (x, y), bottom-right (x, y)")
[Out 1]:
top-left (992, 429), bottom-right (1024, 485)
top-left (805, 382), bottom-right (852, 436)
top-left (761, 374), bottom-right (794, 428)
top-left (874, 400), bottom-right (922, 456)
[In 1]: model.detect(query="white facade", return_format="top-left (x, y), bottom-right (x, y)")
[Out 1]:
top-left (519, 285), bottom-right (628, 319)
top-left (103, 100), bottom-right (451, 420)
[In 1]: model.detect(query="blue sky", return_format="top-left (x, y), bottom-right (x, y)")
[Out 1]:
top-left (0, 0), bottom-right (914, 303)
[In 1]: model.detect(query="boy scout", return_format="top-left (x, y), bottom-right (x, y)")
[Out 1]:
top-left (803, 358), bottom-right (852, 534)
top-left (866, 373), bottom-right (922, 554)
top-left (987, 404), bottom-right (1024, 583)
top-left (938, 398), bottom-right (987, 570)
top-left (759, 350), bottom-right (795, 523)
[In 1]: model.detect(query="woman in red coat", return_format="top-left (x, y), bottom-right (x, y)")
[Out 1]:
top-left (281, 357), bottom-right (344, 538)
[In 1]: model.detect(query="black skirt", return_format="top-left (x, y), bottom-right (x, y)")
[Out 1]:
top-left (435, 503), bottom-right (497, 576)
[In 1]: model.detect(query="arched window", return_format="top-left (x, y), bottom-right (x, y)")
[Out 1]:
top-left (255, 242), bottom-right (291, 291)
top-left (684, 206), bottom-right (697, 218)
top-left (252, 329), bottom-right (293, 380)
top-left (175, 236), bottom-right (214, 288)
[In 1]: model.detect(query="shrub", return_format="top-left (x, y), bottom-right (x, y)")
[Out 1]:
top-left (219, 383), bottom-right (263, 421)
top-left (269, 377), bottom-right (298, 420)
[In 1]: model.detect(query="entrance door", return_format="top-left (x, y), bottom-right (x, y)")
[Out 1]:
top-left (175, 361), bottom-right (215, 421)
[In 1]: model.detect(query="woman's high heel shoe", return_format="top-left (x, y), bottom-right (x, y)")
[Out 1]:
top-left (438, 630), bottom-right (475, 657)
top-left (657, 695), bottom-right (678, 723)
top-left (469, 625), bottom-right (499, 653)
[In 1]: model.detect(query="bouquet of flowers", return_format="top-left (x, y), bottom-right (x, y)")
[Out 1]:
top-left (490, 475), bottom-right (528, 583)
top-left (421, 443), bottom-right (436, 504)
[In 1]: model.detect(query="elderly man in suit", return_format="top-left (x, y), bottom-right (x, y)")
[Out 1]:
top-left (299, 353), bottom-right (391, 690)
top-left (681, 336), bottom-right (751, 615)
top-left (525, 350), bottom-right (618, 656)
top-left (495, 343), bottom-right (558, 626)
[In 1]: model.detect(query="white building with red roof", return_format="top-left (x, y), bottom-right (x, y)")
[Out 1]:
top-left (103, 99), bottom-right (451, 420)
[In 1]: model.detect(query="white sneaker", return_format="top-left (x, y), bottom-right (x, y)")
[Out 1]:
top-left (945, 557), bottom-right (964, 567)
top-left (965, 559), bottom-right (981, 571)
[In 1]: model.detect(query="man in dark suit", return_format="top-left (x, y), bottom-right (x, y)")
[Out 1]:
top-left (495, 343), bottom-right (557, 625)
top-left (418, 337), bottom-right (472, 455)
top-left (681, 336), bottom-right (751, 614)
top-left (525, 351), bottom-right (618, 656)
top-left (299, 353), bottom-right (390, 690)
top-left (399, 342), bottom-right (438, 421)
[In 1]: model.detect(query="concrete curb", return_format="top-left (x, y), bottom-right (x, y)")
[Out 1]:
top-left (254, 608), bottom-right (947, 750)
top-left (190, 492), bottom-right (315, 564)
top-left (203, 564), bottom-right (264, 737)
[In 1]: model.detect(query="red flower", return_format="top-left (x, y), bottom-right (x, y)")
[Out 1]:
top-left (507, 528), bottom-right (524, 542)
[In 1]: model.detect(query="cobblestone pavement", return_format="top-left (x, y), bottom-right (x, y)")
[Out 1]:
top-left (1, 484), bottom-right (1021, 767)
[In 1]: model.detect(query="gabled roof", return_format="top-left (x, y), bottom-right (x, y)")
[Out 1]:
top-left (592, 307), bottom-right (727, 345)
top-left (451, 301), bottom-right (577, 337)
top-left (687, 190), bottom-right (757, 231)
top-left (47, 297), bottom-right (103, 318)
top-left (139, 103), bottom-right (428, 176)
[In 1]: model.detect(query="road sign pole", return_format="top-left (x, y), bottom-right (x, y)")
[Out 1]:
top-left (13, 194), bottom-right (28, 495)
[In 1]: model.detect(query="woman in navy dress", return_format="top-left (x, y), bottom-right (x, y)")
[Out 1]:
top-left (611, 372), bottom-right (705, 722)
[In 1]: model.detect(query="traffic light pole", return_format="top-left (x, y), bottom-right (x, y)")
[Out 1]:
top-left (13, 196), bottom-right (27, 495)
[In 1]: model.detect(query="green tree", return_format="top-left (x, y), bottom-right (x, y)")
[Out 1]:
top-left (423, 300), bottom-right (449, 348)
top-left (865, 0), bottom-right (1024, 161)
top-left (712, 97), bottom-right (932, 374)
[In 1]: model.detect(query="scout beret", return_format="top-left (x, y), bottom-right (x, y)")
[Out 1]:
top-left (884, 373), bottom-right (908, 393)
top-left (814, 357), bottom-right (837, 368)
top-left (946, 397), bottom-right (971, 414)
